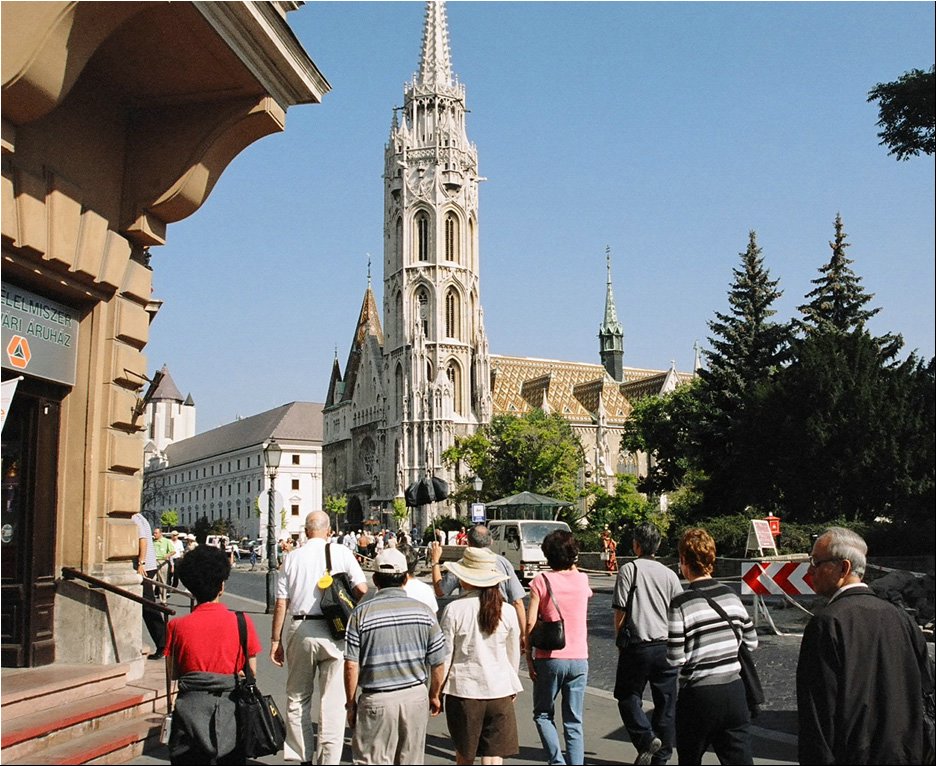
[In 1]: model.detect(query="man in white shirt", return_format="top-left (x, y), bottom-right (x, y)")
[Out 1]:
top-left (400, 544), bottom-right (438, 612)
top-left (270, 511), bottom-right (368, 765)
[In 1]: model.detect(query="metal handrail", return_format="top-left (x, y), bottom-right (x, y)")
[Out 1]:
top-left (61, 566), bottom-right (175, 615)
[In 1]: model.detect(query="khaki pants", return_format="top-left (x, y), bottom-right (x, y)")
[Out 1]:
top-left (352, 683), bottom-right (429, 765)
top-left (284, 620), bottom-right (347, 765)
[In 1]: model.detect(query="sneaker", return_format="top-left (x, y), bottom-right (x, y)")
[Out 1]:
top-left (635, 737), bottom-right (662, 766)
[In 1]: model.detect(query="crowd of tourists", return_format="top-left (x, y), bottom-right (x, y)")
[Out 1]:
top-left (139, 510), bottom-right (932, 765)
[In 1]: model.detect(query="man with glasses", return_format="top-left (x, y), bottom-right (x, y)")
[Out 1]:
top-left (796, 526), bottom-right (932, 764)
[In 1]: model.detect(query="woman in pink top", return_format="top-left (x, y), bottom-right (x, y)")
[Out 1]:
top-left (525, 530), bottom-right (593, 765)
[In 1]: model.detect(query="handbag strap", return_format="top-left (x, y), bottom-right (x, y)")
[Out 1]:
top-left (698, 590), bottom-right (743, 648)
top-left (540, 574), bottom-right (564, 621)
top-left (236, 611), bottom-right (257, 685)
top-left (325, 542), bottom-right (333, 574)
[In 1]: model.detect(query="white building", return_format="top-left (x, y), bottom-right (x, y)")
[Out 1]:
top-left (144, 401), bottom-right (324, 547)
top-left (143, 364), bottom-right (196, 465)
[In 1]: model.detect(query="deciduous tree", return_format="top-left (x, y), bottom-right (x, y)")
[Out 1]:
top-left (867, 65), bottom-right (935, 160)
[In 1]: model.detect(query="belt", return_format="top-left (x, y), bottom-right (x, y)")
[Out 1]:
top-left (292, 614), bottom-right (327, 620)
top-left (361, 682), bottom-right (424, 695)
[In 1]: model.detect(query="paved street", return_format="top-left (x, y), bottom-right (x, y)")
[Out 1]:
top-left (130, 565), bottom-right (803, 765)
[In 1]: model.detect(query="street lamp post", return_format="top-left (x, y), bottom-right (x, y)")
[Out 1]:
top-left (263, 438), bottom-right (282, 614)
top-left (472, 476), bottom-right (483, 521)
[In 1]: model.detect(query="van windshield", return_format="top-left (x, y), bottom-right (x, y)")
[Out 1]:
top-left (520, 522), bottom-right (568, 544)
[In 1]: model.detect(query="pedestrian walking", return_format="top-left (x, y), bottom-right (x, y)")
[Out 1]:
top-left (526, 530), bottom-right (593, 765)
top-left (432, 524), bottom-right (528, 651)
top-left (248, 543), bottom-right (258, 571)
top-left (400, 543), bottom-right (438, 612)
top-left (270, 511), bottom-right (368, 765)
top-left (613, 522), bottom-right (682, 765)
top-left (344, 548), bottom-right (449, 764)
top-left (439, 546), bottom-right (522, 765)
top-left (153, 526), bottom-right (175, 603)
top-left (132, 513), bottom-right (166, 660)
top-left (600, 527), bottom-right (617, 573)
top-left (666, 528), bottom-right (757, 765)
top-left (169, 530), bottom-right (185, 588)
top-left (165, 544), bottom-right (260, 765)
top-left (796, 526), bottom-right (932, 764)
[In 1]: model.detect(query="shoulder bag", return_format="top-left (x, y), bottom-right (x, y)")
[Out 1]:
top-left (616, 561), bottom-right (638, 650)
top-left (528, 574), bottom-right (566, 651)
top-left (234, 611), bottom-right (287, 758)
top-left (699, 591), bottom-right (765, 718)
top-left (319, 543), bottom-right (357, 639)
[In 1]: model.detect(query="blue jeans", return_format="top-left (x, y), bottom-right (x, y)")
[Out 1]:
top-left (532, 658), bottom-right (588, 765)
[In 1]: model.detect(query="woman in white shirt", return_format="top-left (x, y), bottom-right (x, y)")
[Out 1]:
top-left (440, 547), bottom-right (523, 765)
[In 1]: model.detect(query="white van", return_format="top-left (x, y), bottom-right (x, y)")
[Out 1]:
top-left (488, 519), bottom-right (571, 582)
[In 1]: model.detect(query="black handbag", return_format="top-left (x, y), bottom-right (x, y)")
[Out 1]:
top-left (235, 612), bottom-right (286, 758)
top-left (700, 592), bottom-right (765, 717)
top-left (615, 561), bottom-right (638, 650)
top-left (319, 543), bottom-right (357, 639)
top-left (529, 574), bottom-right (566, 651)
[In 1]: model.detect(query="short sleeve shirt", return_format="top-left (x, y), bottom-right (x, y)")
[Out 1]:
top-left (166, 602), bottom-right (261, 674)
top-left (131, 513), bottom-right (157, 571)
top-left (276, 539), bottom-right (367, 615)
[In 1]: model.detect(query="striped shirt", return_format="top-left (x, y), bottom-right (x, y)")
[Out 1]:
top-left (344, 587), bottom-right (449, 693)
top-left (666, 579), bottom-right (757, 688)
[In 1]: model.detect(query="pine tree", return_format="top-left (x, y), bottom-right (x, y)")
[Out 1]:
top-left (797, 214), bottom-right (902, 358)
top-left (696, 231), bottom-right (792, 514)
top-left (700, 230), bottom-right (791, 417)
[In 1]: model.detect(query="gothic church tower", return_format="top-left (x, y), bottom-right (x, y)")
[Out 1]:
top-left (323, 0), bottom-right (490, 528)
top-left (383, 0), bottom-right (491, 493)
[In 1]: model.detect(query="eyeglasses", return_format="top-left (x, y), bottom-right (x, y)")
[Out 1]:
top-left (808, 555), bottom-right (841, 568)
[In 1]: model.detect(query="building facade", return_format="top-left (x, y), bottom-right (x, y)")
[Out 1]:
top-left (1, 1), bottom-right (327, 670)
top-left (144, 401), bottom-right (324, 547)
top-left (323, 1), bottom-right (692, 531)
top-left (142, 364), bottom-right (196, 465)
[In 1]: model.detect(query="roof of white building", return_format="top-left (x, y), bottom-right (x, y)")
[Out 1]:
top-left (163, 401), bottom-right (323, 466)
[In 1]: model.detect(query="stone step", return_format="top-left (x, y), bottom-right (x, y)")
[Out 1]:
top-left (3, 713), bottom-right (163, 766)
top-left (1, 664), bottom-right (130, 721)
top-left (1, 684), bottom-right (159, 763)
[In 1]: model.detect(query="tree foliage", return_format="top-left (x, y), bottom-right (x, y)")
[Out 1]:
top-left (797, 214), bottom-right (902, 359)
top-left (694, 231), bottom-right (792, 514)
top-left (442, 409), bottom-right (583, 503)
top-left (159, 509), bottom-right (179, 529)
top-left (867, 65), bottom-right (935, 160)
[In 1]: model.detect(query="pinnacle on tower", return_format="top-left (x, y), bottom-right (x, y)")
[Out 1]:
top-left (602, 246), bottom-right (623, 335)
top-left (417, 0), bottom-right (453, 88)
top-left (599, 246), bottom-right (624, 382)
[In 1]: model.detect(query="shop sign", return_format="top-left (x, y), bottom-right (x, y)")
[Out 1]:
top-left (1, 282), bottom-right (79, 386)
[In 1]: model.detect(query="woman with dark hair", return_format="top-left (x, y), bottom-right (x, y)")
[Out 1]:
top-left (666, 528), bottom-right (756, 765)
top-left (439, 547), bottom-right (523, 765)
top-left (165, 544), bottom-right (261, 765)
top-left (526, 530), bottom-right (593, 765)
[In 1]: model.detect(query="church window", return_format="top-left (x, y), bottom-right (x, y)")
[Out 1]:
top-left (415, 212), bottom-right (430, 261)
top-left (444, 213), bottom-right (459, 262)
top-left (395, 364), bottom-right (404, 421)
top-left (445, 288), bottom-right (461, 339)
top-left (396, 217), bottom-right (403, 264)
top-left (395, 291), bottom-right (403, 341)
top-left (447, 361), bottom-right (464, 415)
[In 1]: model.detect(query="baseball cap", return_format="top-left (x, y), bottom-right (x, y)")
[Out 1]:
top-left (374, 548), bottom-right (407, 575)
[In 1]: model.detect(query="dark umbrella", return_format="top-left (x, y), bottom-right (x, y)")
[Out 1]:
top-left (404, 476), bottom-right (450, 507)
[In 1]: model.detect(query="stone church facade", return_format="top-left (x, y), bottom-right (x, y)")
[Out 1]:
top-left (323, 1), bottom-right (692, 530)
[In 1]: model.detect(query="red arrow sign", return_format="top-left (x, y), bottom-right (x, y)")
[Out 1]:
top-left (742, 562), bottom-right (814, 595)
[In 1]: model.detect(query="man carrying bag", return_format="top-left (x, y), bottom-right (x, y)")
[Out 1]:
top-left (270, 512), bottom-right (368, 765)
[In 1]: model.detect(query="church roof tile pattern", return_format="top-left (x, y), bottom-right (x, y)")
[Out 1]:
top-left (490, 354), bottom-right (693, 424)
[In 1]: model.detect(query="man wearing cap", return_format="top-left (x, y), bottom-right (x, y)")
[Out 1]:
top-left (430, 524), bottom-right (527, 649)
top-left (344, 547), bottom-right (449, 764)
top-left (271, 511), bottom-right (368, 765)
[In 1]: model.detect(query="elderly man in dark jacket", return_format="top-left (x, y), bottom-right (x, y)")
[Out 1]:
top-left (796, 526), bottom-right (932, 764)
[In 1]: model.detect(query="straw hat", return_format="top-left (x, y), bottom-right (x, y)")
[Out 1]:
top-left (445, 547), bottom-right (508, 588)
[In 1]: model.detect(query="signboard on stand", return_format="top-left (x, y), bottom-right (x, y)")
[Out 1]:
top-left (745, 519), bottom-right (778, 556)
top-left (470, 503), bottom-right (486, 523)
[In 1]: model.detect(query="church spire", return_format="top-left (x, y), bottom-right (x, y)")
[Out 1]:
top-left (599, 246), bottom-right (624, 382)
top-left (417, 0), bottom-right (453, 89)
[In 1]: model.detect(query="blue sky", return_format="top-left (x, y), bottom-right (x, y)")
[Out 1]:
top-left (145, 1), bottom-right (935, 433)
